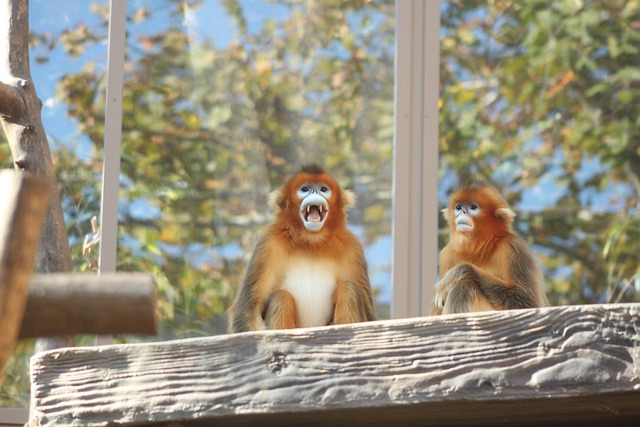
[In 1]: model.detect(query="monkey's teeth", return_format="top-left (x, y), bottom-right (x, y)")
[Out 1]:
top-left (304, 205), bottom-right (324, 222)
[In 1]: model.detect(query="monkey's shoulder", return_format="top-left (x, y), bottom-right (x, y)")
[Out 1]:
top-left (503, 233), bottom-right (537, 258)
top-left (441, 232), bottom-right (529, 268)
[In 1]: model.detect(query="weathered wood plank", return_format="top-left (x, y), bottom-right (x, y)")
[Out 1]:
top-left (0, 170), bottom-right (49, 373)
top-left (18, 273), bottom-right (157, 338)
top-left (29, 304), bottom-right (640, 426)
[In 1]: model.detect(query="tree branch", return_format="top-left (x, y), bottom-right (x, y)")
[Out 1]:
top-left (0, 0), bottom-right (31, 79)
top-left (0, 79), bottom-right (25, 120)
top-left (0, 0), bottom-right (72, 273)
top-left (19, 273), bottom-right (158, 339)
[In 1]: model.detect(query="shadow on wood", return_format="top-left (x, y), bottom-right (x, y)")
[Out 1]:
top-left (29, 303), bottom-right (640, 426)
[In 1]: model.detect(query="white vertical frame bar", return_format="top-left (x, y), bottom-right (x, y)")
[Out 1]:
top-left (99, 0), bottom-right (126, 273)
top-left (392, 0), bottom-right (440, 318)
top-left (97, 0), bottom-right (127, 345)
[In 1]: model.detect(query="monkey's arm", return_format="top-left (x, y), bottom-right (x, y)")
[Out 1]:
top-left (430, 245), bottom-right (456, 315)
top-left (356, 251), bottom-right (376, 322)
top-left (332, 242), bottom-right (376, 324)
top-left (228, 237), bottom-right (275, 332)
top-left (434, 261), bottom-right (540, 314)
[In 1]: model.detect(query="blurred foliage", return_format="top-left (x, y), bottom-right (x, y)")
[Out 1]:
top-left (0, 341), bottom-right (32, 408)
top-left (2, 0), bottom-right (639, 408)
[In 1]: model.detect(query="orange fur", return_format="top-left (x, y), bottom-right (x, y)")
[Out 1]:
top-left (431, 182), bottom-right (549, 315)
top-left (264, 290), bottom-right (298, 329)
top-left (332, 281), bottom-right (368, 324)
top-left (228, 164), bottom-right (375, 332)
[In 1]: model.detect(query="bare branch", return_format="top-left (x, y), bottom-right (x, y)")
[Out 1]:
top-left (0, 0), bottom-right (72, 274)
top-left (0, 79), bottom-right (25, 120)
top-left (0, 0), bottom-right (31, 79)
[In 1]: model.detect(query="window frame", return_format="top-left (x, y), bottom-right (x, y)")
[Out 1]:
top-left (392, 0), bottom-right (440, 318)
top-left (94, 0), bottom-right (127, 346)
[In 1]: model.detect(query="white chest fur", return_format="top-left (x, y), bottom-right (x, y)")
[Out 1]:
top-left (282, 257), bottom-right (337, 328)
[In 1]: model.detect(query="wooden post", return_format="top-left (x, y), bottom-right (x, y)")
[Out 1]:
top-left (0, 171), bottom-right (49, 373)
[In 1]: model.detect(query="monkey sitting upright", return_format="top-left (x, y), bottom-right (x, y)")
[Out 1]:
top-left (228, 164), bottom-right (375, 332)
top-left (431, 181), bottom-right (549, 315)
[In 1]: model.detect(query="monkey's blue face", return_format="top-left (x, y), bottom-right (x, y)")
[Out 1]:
top-left (297, 183), bottom-right (332, 232)
top-left (454, 201), bottom-right (480, 233)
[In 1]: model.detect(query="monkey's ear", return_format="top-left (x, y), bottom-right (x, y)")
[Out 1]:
top-left (496, 207), bottom-right (515, 222)
top-left (267, 190), bottom-right (285, 210)
top-left (342, 189), bottom-right (355, 209)
top-left (441, 208), bottom-right (449, 221)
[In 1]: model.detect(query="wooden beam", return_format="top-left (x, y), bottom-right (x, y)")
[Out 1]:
top-left (0, 170), bottom-right (49, 373)
top-left (18, 273), bottom-right (158, 338)
top-left (29, 304), bottom-right (640, 426)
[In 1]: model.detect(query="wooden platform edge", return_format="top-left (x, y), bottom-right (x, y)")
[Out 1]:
top-left (29, 303), bottom-right (640, 426)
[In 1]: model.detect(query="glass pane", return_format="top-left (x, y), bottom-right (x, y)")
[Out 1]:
top-left (439, 1), bottom-right (639, 305)
top-left (115, 0), bottom-right (395, 339)
top-left (0, 0), bottom-right (109, 408)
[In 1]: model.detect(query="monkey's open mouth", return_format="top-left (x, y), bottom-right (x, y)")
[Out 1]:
top-left (300, 201), bottom-right (329, 231)
top-left (304, 204), bottom-right (326, 222)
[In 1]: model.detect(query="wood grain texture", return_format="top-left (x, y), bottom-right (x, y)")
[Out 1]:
top-left (29, 304), bottom-right (640, 426)
top-left (0, 170), bottom-right (49, 373)
top-left (18, 273), bottom-right (157, 338)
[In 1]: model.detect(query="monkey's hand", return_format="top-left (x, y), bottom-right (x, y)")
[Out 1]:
top-left (434, 263), bottom-right (479, 313)
top-left (433, 263), bottom-right (498, 314)
top-left (254, 319), bottom-right (268, 331)
top-left (434, 269), bottom-right (456, 311)
top-left (242, 314), bottom-right (268, 332)
top-left (429, 302), bottom-right (443, 316)
top-left (434, 281), bottom-right (448, 311)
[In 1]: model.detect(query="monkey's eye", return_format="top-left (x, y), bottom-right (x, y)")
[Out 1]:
top-left (455, 204), bottom-right (463, 211)
top-left (300, 186), bottom-right (310, 193)
top-left (320, 186), bottom-right (329, 193)
top-left (470, 204), bottom-right (479, 211)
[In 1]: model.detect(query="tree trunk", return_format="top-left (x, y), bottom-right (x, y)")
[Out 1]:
top-left (0, 0), bottom-right (74, 350)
